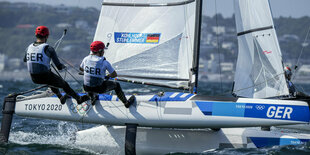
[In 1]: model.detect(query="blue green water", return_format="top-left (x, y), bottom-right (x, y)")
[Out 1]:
top-left (0, 80), bottom-right (310, 154)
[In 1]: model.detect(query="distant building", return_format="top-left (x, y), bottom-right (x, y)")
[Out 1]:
top-left (75, 20), bottom-right (89, 30)
top-left (56, 23), bottom-right (72, 28)
top-left (0, 54), bottom-right (5, 72)
top-left (212, 26), bottom-right (225, 35)
top-left (221, 42), bottom-right (235, 50)
top-left (220, 62), bottom-right (234, 72)
top-left (7, 58), bottom-right (22, 70)
top-left (302, 42), bottom-right (309, 47)
top-left (207, 53), bottom-right (225, 73)
top-left (201, 34), bottom-right (213, 45)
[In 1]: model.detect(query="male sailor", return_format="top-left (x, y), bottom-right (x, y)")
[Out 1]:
top-left (284, 66), bottom-right (310, 98)
top-left (24, 25), bottom-right (89, 104)
top-left (284, 66), bottom-right (296, 96)
top-left (80, 41), bottom-right (135, 107)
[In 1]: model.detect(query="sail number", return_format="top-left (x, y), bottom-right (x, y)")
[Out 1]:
top-left (24, 104), bottom-right (62, 111)
top-left (266, 106), bottom-right (293, 119)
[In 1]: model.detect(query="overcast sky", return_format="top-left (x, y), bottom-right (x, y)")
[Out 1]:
top-left (1, 0), bottom-right (310, 18)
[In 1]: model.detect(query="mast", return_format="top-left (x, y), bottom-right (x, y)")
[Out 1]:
top-left (190, 0), bottom-right (203, 94)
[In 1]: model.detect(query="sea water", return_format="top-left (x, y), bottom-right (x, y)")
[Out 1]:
top-left (0, 80), bottom-right (310, 154)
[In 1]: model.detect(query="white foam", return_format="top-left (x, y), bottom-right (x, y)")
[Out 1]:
top-left (9, 121), bottom-right (106, 155)
top-left (75, 125), bottom-right (124, 155)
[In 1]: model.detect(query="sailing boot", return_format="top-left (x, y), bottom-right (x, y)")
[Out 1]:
top-left (75, 94), bottom-right (90, 105)
top-left (54, 92), bottom-right (69, 105)
top-left (91, 95), bottom-right (99, 106)
top-left (88, 92), bottom-right (99, 106)
top-left (124, 95), bottom-right (136, 108)
top-left (60, 94), bottom-right (70, 105)
top-left (51, 88), bottom-right (67, 105)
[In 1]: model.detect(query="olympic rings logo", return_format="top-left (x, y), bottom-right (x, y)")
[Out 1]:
top-left (256, 105), bottom-right (265, 110)
top-left (70, 102), bottom-right (90, 115)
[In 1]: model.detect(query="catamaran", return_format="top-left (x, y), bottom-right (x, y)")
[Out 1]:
top-left (1, 0), bottom-right (310, 154)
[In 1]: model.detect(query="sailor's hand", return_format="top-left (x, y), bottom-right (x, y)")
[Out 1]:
top-left (78, 72), bottom-right (84, 75)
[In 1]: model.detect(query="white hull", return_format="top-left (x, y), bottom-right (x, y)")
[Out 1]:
top-left (15, 92), bottom-right (310, 128)
top-left (75, 125), bottom-right (310, 154)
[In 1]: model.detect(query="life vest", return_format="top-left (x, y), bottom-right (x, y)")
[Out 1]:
top-left (82, 55), bottom-right (109, 87)
top-left (26, 43), bottom-right (51, 74)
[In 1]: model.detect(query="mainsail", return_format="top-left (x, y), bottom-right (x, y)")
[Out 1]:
top-left (94, 0), bottom-right (198, 90)
top-left (233, 0), bottom-right (289, 98)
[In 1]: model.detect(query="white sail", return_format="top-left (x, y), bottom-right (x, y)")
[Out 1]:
top-left (233, 0), bottom-right (289, 98)
top-left (94, 0), bottom-right (197, 89)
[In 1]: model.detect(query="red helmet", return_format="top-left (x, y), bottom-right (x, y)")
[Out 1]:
top-left (35, 26), bottom-right (49, 37)
top-left (284, 66), bottom-right (291, 71)
top-left (284, 66), bottom-right (292, 77)
top-left (90, 41), bottom-right (105, 52)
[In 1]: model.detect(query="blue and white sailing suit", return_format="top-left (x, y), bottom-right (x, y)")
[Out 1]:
top-left (80, 55), bottom-right (128, 104)
top-left (286, 79), bottom-right (296, 96)
top-left (24, 42), bottom-right (82, 102)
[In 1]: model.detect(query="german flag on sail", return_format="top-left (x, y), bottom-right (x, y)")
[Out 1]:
top-left (146, 33), bottom-right (160, 43)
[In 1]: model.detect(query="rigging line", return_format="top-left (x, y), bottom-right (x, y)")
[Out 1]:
top-left (58, 56), bottom-right (80, 73)
top-left (51, 63), bottom-right (63, 79)
top-left (51, 29), bottom-right (82, 86)
top-left (214, 0), bottom-right (223, 94)
top-left (64, 68), bottom-right (84, 86)
top-left (12, 85), bottom-right (49, 96)
top-left (105, 1), bottom-right (122, 45)
top-left (50, 29), bottom-right (67, 80)
top-left (53, 30), bottom-right (83, 85)
top-left (292, 26), bottom-right (310, 80)
top-left (53, 29), bottom-right (66, 51)
top-left (52, 54), bottom-right (82, 83)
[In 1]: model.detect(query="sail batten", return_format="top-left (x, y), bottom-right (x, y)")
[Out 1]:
top-left (233, 0), bottom-right (289, 98)
top-left (237, 25), bottom-right (273, 36)
top-left (95, 0), bottom-right (197, 89)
